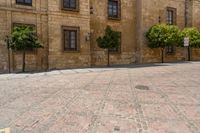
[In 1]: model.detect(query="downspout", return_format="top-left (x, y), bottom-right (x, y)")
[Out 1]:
top-left (185, 0), bottom-right (193, 27)
top-left (135, 0), bottom-right (142, 63)
top-left (185, 0), bottom-right (188, 27)
top-left (46, 0), bottom-right (49, 71)
top-left (158, 0), bottom-right (161, 23)
top-left (185, 0), bottom-right (193, 61)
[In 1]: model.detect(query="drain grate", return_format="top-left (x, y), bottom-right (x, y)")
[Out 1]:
top-left (135, 85), bottom-right (149, 90)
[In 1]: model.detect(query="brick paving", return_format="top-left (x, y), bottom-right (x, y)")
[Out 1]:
top-left (0, 62), bottom-right (200, 133)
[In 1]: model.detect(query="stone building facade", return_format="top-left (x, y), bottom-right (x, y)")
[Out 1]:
top-left (0, 0), bottom-right (200, 72)
top-left (136, 0), bottom-right (200, 63)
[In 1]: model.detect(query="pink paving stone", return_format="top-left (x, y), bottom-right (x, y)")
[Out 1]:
top-left (147, 120), bottom-right (192, 133)
top-left (102, 100), bottom-right (137, 118)
top-left (160, 86), bottom-right (188, 94)
top-left (167, 94), bottom-right (199, 105)
top-left (46, 113), bottom-right (93, 133)
top-left (177, 105), bottom-right (200, 121)
top-left (79, 90), bottom-right (106, 100)
top-left (137, 92), bottom-right (167, 104)
top-left (91, 116), bottom-right (138, 133)
top-left (109, 84), bottom-right (132, 92)
top-left (67, 97), bottom-right (102, 114)
top-left (107, 91), bottom-right (133, 102)
top-left (141, 104), bottom-right (179, 120)
top-left (84, 84), bottom-right (108, 91)
top-left (0, 62), bottom-right (199, 133)
top-left (194, 122), bottom-right (200, 131)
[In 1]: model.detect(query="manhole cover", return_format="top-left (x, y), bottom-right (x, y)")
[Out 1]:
top-left (135, 85), bottom-right (149, 90)
top-left (114, 126), bottom-right (120, 131)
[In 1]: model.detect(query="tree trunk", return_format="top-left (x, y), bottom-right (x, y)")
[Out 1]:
top-left (188, 46), bottom-right (191, 61)
top-left (8, 48), bottom-right (10, 73)
top-left (107, 49), bottom-right (110, 67)
top-left (161, 48), bottom-right (164, 63)
top-left (22, 49), bottom-right (26, 72)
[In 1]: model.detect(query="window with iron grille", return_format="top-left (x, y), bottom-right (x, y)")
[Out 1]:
top-left (16, 0), bottom-right (32, 6)
top-left (167, 7), bottom-right (177, 25)
top-left (108, 0), bottom-right (120, 19)
top-left (63, 27), bottom-right (80, 51)
top-left (62, 0), bottom-right (79, 11)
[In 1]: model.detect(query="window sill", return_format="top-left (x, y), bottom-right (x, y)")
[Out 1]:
top-left (14, 4), bottom-right (34, 10)
top-left (63, 50), bottom-right (80, 53)
top-left (108, 17), bottom-right (121, 21)
top-left (109, 51), bottom-right (121, 54)
top-left (61, 8), bottom-right (79, 12)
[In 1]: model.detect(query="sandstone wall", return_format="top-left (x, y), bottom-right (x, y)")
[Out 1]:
top-left (192, 0), bottom-right (200, 61)
top-left (0, 0), bottom-right (200, 73)
top-left (0, 10), bottom-right (8, 72)
top-left (90, 0), bottom-right (136, 66)
top-left (47, 0), bottom-right (91, 69)
top-left (136, 0), bottom-right (187, 63)
top-left (0, 0), bottom-right (48, 72)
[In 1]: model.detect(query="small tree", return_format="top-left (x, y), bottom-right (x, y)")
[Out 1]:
top-left (178, 27), bottom-right (200, 60)
top-left (8, 26), bottom-right (43, 72)
top-left (146, 24), bottom-right (180, 63)
top-left (96, 26), bottom-right (120, 66)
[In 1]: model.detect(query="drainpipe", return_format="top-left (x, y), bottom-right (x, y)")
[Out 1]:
top-left (185, 0), bottom-right (193, 61)
top-left (185, 0), bottom-right (193, 27)
top-left (158, 0), bottom-right (161, 23)
top-left (185, 0), bottom-right (188, 27)
top-left (46, 0), bottom-right (49, 71)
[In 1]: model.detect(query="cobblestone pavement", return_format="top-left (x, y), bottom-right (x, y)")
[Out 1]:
top-left (0, 62), bottom-right (200, 133)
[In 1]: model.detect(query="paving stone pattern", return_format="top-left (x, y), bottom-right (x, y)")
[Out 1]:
top-left (0, 62), bottom-right (200, 133)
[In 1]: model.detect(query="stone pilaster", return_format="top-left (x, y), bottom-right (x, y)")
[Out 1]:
top-left (135, 0), bottom-right (143, 63)
top-left (185, 0), bottom-right (193, 27)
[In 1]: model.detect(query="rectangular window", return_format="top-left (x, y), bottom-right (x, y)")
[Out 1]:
top-left (166, 46), bottom-right (175, 54)
top-left (63, 27), bottom-right (80, 51)
top-left (16, 0), bottom-right (32, 6)
top-left (167, 7), bottom-right (176, 25)
top-left (108, 0), bottom-right (120, 19)
top-left (62, 0), bottom-right (79, 11)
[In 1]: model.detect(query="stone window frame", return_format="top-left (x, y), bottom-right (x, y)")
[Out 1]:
top-left (12, 23), bottom-right (37, 53)
top-left (62, 26), bottom-right (80, 52)
top-left (16, 0), bottom-right (32, 6)
top-left (61, 0), bottom-right (79, 12)
top-left (166, 7), bottom-right (177, 25)
top-left (165, 46), bottom-right (176, 54)
top-left (166, 7), bottom-right (177, 54)
top-left (109, 32), bottom-right (122, 53)
top-left (108, 0), bottom-right (121, 20)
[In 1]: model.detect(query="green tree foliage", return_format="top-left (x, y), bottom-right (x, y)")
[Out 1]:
top-left (146, 24), bottom-right (180, 63)
top-left (96, 26), bottom-right (120, 66)
top-left (178, 27), bottom-right (200, 48)
top-left (8, 26), bottom-right (43, 72)
top-left (10, 26), bottom-right (42, 50)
